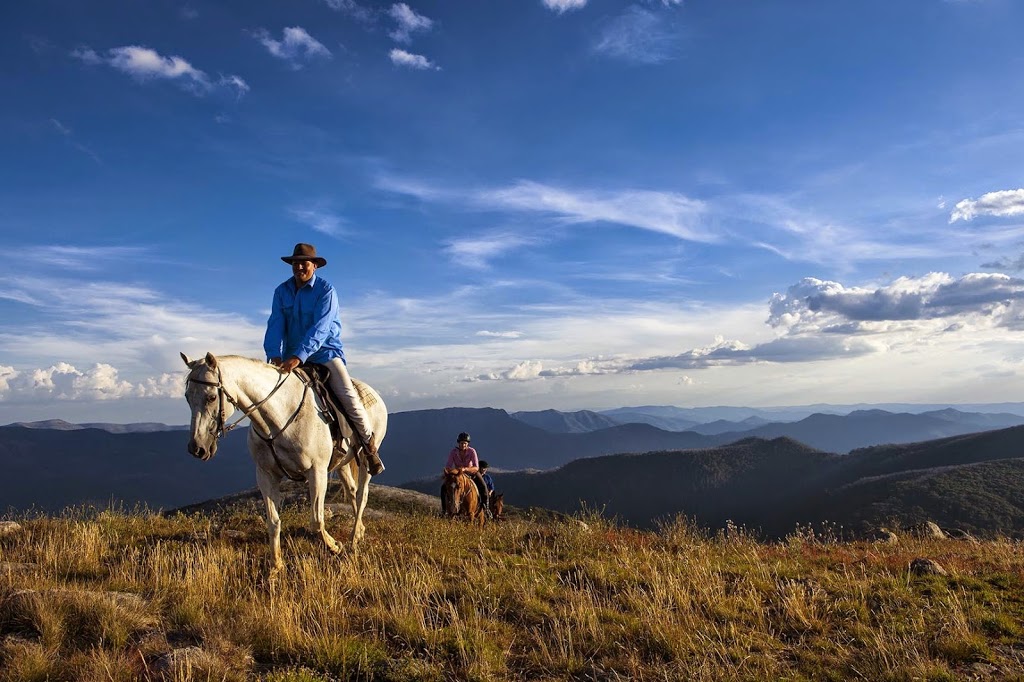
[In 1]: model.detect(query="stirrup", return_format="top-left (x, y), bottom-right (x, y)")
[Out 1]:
top-left (363, 440), bottom-right (385, 475)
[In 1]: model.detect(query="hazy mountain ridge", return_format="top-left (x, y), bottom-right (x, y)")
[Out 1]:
top-left (402, 425), bottom-right (1024, 538)
top-left (510, 409), bottom-right (620, 433)
top-left (9, 419), bottom-right (187, 433)
top-left (5, 406), bottom-right (1024, 527)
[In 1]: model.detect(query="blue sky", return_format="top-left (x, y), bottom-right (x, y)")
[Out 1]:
top-left (4, 0), bottom-right (1024, 423)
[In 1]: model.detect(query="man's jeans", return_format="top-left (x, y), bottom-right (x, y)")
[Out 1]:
top-left (322, 357), bottom-right (375, 449)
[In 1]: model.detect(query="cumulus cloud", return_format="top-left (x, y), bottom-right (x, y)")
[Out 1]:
top-left (70, 45), bottom-right (245, 97)
top-left (950, 189), bottom-right (1024, 223)
top-left (594, 6), bottom-right (680, 64)
top-left (1, 362), bottom-right (182, 401)
top-left (0, 366), bottom-right (16, 395)
top-left (107, 46), bottom-right (210, 89)
top-left (767, 272), bottom-right (1024, 331)
top-left (389, 48), bottom-right (439, 70)
top-left (542, 0), bottom-right (587, 13)
top-left (255, 27), bottom-right (332, 67)
top-left (389, 3), bottom-right (433, 43)
top-left (470, 360), bottom-right (544, 382)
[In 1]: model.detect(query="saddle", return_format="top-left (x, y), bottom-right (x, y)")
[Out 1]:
top-left (296, 363), bottom-right (372, 465)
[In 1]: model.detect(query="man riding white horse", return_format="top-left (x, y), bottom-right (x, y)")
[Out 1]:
top-left (264, 242), bottom-right (385, 476)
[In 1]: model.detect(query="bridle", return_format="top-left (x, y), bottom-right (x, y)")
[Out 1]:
top-left (186, 364), bottom-right (308, 443)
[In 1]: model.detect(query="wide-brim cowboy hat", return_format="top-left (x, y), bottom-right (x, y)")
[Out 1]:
top-left (281, 242), bottom-right (327, 267)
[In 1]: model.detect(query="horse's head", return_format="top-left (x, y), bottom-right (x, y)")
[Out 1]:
top-left (442, 468), bottom-right (467, 514)
top-left (490, 492), bottom-right (504, 520)
top-left (181, 352), bottom-right (236, 461)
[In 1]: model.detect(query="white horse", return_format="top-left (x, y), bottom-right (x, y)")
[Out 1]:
top-left (180, 352), bottom-right (387, 569)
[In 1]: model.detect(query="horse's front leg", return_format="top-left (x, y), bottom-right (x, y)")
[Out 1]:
top-left (351, 458), bottom-right (370, 549)
top-left (256, 467), bottom-right (285, 571)
top-left (308, 464), bottom-right (342, 555)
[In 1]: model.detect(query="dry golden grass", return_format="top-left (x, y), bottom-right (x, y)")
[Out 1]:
top-left (2, 504), bottom-right (1024, 681)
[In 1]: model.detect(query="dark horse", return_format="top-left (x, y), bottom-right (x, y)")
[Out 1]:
top-left (442, 468), bottom-right (486, 528)
top-left (489, 492), bottom-right (504, 521)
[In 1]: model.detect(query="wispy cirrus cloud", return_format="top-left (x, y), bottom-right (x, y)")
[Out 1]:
top-left (443, 230), bottom-right (543, 268)
top-left (950, 189), bottom-right (1024, 223)
top-left (254, 27), bottom-right (332, 67)
top-left (480, 181), bottom-right (710, 241)
top-left (377, 174), bottom-right (711, 241)
top-left (12, 245), bottom-right (151, 271)
top-left (593, 5), bottom-right (681, 64)
top-left (542, 0), bottom-right (587, 14)
top-left (49, 118), bottom-right (102, 164)
top-left (288, 206), bottom-right (348, 237)
top-left (389, 3), bottom-right (433, 43)
top-left (389, 48), bottom-right (439, 70)
top-left (0, 273), bottom-right (264, 378)
top-left (323, 0), bottom-right (377, 23)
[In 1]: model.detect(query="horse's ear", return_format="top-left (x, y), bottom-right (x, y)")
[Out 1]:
top-left (205, 352), bottom-right (217, 368)
top-left (180, 352), bottom-right (192, 367)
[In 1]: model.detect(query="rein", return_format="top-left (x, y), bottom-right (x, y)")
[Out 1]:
top-left (188, 366), bottom-right (307, 440)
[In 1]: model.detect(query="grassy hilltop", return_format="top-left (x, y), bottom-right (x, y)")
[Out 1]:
top-left (2, 484), bottom-right (1024, 681)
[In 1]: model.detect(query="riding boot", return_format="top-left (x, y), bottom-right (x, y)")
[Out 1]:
top-left (324, 358), bottom-right (385, 475)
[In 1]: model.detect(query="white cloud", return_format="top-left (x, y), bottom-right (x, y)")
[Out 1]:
top-left (255, 27), bottom-right (332, 66)
top-left (0, 366), bottom-right (16, 396)
top-left (71, 45), bottom-right (244, 98)
top-left (11, 245), bottom-right (151, 271)
top-left (542, 0), bottom-right (587, 13)
top-left (767, 272), bottom-right (1024, 331)
top-left (219, 74), bottom-right (250, 98)
top-left (481, 181), bottom-right (710, 241)
top-left (107, 46), bottom-right (210, 89)
top-left (950, 189), bottom-right (1024, 222)
top-left (443, 231), bottom-right (540, 268)
top-left (324, 0), bottom-right (376, 22)
top-left (389, 3), bottom-right (433, 43)
top-left (594, 6), bottom-right (680, 64)
top-left (389, 48), bottom-right (439, 70)
top-left (476, 330), bottom-right (523, 339)
top-left (0, 272), bottom-right (265, 378)
top-left (289, 207), bottom-right (348, 237)
top-left (2, 362), bottom-right (182, 402)
top-left (70, 47), bottom-right (102, 64)
top-left (50, 118), bottom-right (71, 135)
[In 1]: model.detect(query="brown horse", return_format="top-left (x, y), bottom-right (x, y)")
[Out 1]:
top-left (442, 468), bottom-right (486, 528)
top-left (489, 492), bottom-right (504, 521)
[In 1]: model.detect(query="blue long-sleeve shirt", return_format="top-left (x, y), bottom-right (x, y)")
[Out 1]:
top-left (263, 274), bottom-right (347, 365)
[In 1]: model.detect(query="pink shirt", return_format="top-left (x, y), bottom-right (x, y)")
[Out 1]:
top-left (446, 446), bottom-right (479, 469)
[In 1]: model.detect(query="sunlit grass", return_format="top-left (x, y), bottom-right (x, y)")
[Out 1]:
top-left (1, 505), bottom-right (1024, 680)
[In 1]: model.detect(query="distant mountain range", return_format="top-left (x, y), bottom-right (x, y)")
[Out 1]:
top-left (403, 425), bottom-right (1024, 539)
top-left (9, 419), bottom-right (187, 433)
top-left (5, 404), bottom-right (1024, 523)
top-left (0, 424), bottom-right (253, 513)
